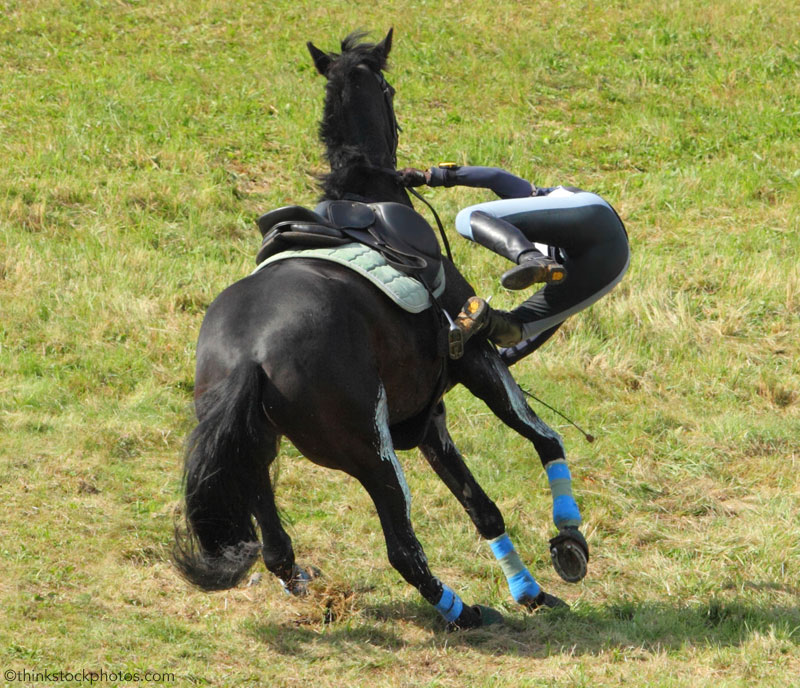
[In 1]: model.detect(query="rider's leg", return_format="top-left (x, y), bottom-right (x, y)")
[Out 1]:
top-left (498, 322), bottom-right (562, 366)
top-left (510, 200), bottom-right (628, 342)
top-left (468, 211), bottom-right (567, 288)
top-left (455, 191), bottom-right (629, 350)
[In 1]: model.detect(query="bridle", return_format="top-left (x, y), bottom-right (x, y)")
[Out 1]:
top-left (355, 64), bottom-right (401, 168)
top-left (353, 64), bottom-right (453, 262)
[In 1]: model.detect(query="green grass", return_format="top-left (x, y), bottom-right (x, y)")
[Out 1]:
top-left (1, 0), bottom-right (799, 686)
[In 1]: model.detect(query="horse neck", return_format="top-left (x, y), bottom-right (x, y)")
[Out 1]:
top-left (323, 161), bottom-right (411, 206)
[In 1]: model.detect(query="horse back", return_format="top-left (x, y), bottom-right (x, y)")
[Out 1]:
top-left (195, 259), bottom-right (443, 435)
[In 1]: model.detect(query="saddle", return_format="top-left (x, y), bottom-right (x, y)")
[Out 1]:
top-left (255, 200), bottom-right (443, 289)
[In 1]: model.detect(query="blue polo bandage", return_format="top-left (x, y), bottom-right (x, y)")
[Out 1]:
top-left (546, 459), bottom-right (581, 529)
top-left (489, 533), bottom-right (541, 603)
top-left (434, 584), bottom-right (464, 623)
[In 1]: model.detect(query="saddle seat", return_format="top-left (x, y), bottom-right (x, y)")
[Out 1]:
top-left (256, 200), bottom-right (442, 288)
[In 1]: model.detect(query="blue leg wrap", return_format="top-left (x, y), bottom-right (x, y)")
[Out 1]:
top-left (434, 584), bottom-right (464, 623)
top-left (545, 460), bottom-right (581, 529)
top-left (489, 533), bottom-right (540, 603)
top-left (507, 569), bottom-right (542, 603)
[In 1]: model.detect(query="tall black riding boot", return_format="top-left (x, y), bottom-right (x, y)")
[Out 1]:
top-left (469, 211), bottom-right (567, 290)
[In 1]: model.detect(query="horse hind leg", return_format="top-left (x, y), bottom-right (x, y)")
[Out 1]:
top-left (252, 446), bottom-right (319, 596)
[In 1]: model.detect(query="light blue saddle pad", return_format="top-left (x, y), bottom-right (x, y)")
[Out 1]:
top-left (252, 242), bottom-right (445, 314)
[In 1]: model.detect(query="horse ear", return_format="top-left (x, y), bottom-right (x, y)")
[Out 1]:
top-left (375, 28), bottom-right (393, 66)
top-left (307, 41), bottom-right (332, 76)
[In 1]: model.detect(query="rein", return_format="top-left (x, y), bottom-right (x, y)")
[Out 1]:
top-left (341, 64), bottom-right (454, 264)
top-left (407, 186), bottom-right (453, 263)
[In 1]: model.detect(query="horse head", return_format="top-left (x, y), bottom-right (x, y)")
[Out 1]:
top-left (307, 29), bottom-right (407, 203)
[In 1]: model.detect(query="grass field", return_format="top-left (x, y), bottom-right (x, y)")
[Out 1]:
top-left (1, 1), bottom-right (799, 686)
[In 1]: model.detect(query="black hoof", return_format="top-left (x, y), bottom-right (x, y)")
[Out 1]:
top-left (550, 528), bottom-right (589, 583)
top-left (446, 604), bottom-right (502, 631)
top-left (521, 590), bottom-right (569, 611)
top-left (475, 604), bottom-right (504, 626)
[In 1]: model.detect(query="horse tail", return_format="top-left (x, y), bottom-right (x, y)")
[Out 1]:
top-left (173, 361), bottom-right (275, 591)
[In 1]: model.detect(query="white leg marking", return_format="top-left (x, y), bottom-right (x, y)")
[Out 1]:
top-left (434, 410), bottom-right (456, 454)
top-left (487, 353), bottom-right (565, 451)
top-left (375, 386), bottom-right (412, 519)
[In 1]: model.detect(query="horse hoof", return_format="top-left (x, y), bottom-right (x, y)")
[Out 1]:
top-left (281, 564), bottom-right (321, 596)
top-left (446, 604), bottom-right (502, 631)
top-left (522, 590), bottom-right (569, 611)
top-left (549, 528), bottom-right (589, 583)
top-left (476, 604), bottom-right (504, 626)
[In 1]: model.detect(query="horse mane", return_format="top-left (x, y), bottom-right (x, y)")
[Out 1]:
top-left (316, 32), bottom-right (395, 200)
top-left (316, 152), bottom-right (395, 201)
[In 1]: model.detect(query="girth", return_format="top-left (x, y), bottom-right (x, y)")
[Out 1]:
top-left (256, 201), bottom-right (443, 289)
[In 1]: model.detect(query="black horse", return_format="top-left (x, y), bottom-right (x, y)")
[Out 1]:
top-left (174, 30), bottom-right (588, 629)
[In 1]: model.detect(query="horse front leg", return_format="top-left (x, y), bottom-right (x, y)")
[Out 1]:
top-left (418, 401), bottom-right (567, 610)
top-left (343, 384), bottom-right (502, 630)
top-left (453, 343), bottom-right (589, 584)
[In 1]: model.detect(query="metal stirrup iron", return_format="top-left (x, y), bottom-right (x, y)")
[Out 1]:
top-left (448, 297), bottom-right (490, 359)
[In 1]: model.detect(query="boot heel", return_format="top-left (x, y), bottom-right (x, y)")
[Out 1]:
top-left (501, 258), bottom-right (567, 290)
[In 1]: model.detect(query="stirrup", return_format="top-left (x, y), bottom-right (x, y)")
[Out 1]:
top-left (448, 297), bottom-right (490, 359)
top-left (500, 256), bottom-right (567, 291)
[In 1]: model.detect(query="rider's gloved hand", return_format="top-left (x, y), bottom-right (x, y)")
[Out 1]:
top-left (427, 164), bottom-right (460, 188)
top-left (398, 167), bottom-right (428, 187)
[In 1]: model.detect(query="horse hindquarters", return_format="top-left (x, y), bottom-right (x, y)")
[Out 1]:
top-left (176, 262), bottom-right (491, 625)
top-left (173, 361), bottom-right (283, 590)
top-left (245, 265), bottom-right (486, 627)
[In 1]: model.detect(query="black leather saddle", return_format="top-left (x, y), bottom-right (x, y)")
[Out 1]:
top-left (256, 201), bottom-right (442, 288)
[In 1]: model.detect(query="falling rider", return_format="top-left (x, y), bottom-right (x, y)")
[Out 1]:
top-left (401, 164), bottom-right (630, 366)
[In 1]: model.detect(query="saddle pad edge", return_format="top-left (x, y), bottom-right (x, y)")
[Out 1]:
top-left (252, 243), bottom-right (445, 314)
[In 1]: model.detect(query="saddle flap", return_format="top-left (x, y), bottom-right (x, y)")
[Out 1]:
top-left (287, 222), bottom-right (347, 239)
top-left (369, 202), bottom-right (441, 261)
top-left (276, 231), bottom-right (351, 248)
top-left (255, 221), bottom-right (349, 265)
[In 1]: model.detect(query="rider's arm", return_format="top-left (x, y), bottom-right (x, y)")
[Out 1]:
top-left (426, 165), bottom-right (534, 199)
